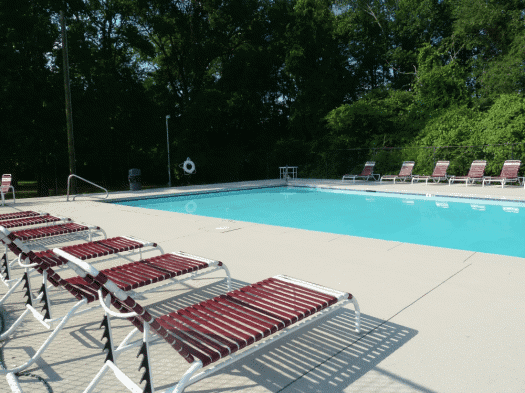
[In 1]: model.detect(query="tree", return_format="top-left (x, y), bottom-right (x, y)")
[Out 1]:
top-left (284, 0), bottom-right (356, 141)
top-left (445, 0), bottom-right (525, 109)
top-left (412, 43), bottom-right (470, 110)
top-left (0, 0), bottom-right (64, 194)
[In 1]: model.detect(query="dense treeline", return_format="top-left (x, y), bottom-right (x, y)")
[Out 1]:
top-left (1, 0), bottom-right (524, 194)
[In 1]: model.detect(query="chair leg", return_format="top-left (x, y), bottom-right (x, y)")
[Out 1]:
top-left (221, 264), bottom-right (232, 291)
top-left (0, 275), bottom-right (24, 306)
top-left (168, 361), bottom-right (204, 393)
top-left (350, 297), bottom-right (361, 333)
top-left (39, 270), bottom-right (52, 320)
top-left (137, 324), bottom-right (154, 393)
top-left (0, 251), bottom-right (9, 281)
top-left (0, 307), bottom-right (32, 341)
top-left (100, 314), bottom-right (116, 363)
top-left (0, 299), bottom-right (87, 375)
top-left (22, 271), bottom-right (34, 307)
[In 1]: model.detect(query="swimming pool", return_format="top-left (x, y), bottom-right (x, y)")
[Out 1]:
top-left (115, 187), bottom-right (525, 258)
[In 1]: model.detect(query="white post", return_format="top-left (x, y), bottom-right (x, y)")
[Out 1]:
top-left (166, 115), bottom-right (171, 187)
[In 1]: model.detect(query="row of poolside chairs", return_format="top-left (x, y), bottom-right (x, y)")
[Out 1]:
top-left (0, 210), bottom-right (361, 392)
top-left (343, 160), bottom-right (523, 188)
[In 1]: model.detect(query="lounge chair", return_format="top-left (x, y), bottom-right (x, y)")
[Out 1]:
top-left (411, 161), bottom-right (450, 185)
top-left (482, 160), bottom-right (521, 188)
top-left (1, 218), bottom-right (106, 288)
top-left (0, 212), bottom-right (70, 229)
top-left (52, 247), bottom-right (361, 393)
top-left (342, 161), bottom-right (378, 183)
top-left (1, 174), bottom-right (15, 206)
top-left (0, 228), bottom-right (146, 309)
top-left (0, 228), bottom-right (231, 379)
top-left (448, 160), bottom-right (487, 186)
top-left (380, 161), bottom-right (415, 184)
top-left (0, 211), bottom-right (42, 221)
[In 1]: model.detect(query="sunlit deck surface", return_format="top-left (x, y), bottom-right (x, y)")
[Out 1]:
top-left (1, 178), bottom-right (524, 392)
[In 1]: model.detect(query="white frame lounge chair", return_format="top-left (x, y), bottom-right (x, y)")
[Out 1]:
top-left (380, 161), bottom-right (415, 184)
top-left (448, 160), bottom-right (487, 186)
top-left (54, 248), bottom-right (361, 393)
top-left (342, 161), bottom-right (378, 183)
top-left (411, 161), bottom-right (450, 185)
top-left (0, 228), bottom-right (231, 380)
top-left (1, 217), bottom-right (107, 288)
top-left (0, 227), bottom-right (161, 322)
top-left (482, 160), bottom-right (521, 188)
top-left (1, 174), bottom-right (15, 206)
top-left (0, 211), bottom-right (42, 221)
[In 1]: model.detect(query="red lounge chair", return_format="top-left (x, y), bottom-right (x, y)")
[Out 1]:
top-left (1, 219), bottom-right (106, 288)
top-left (448, 160), bottom-right (487, 186)
top-left (0, 229), bottom-right (150, 309)
top-left (0, 211), bottom-right (41, 221)
top-left (342, 161), bottom-right (378, 183)
top-left (380, 161), bottom-right (415, 184)
top-left (52, 248), bottom-right (361, 393)
top-left (0, 213), bottom-right (69, 229)
top-left (0, 229), bottom-right (230, 379)
top-left (411, 161), bottom-right (450, 185)
top-left (1, 174), bottom-right (15, 206)
top-left (482, 160), bottom-right (521, 188)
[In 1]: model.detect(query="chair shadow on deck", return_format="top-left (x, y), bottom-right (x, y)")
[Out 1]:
top-left (145, 278), bottom-right (422, 393)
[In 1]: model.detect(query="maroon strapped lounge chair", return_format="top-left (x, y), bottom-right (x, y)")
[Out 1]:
top-left (448, 160), bottom-right (487, 186)
top-left (411, 161), bottom-right (450, 185)
top-left (342, 161), bottom-right (378, 183)
top-left (0, 227), bottom-right (231, 379)
top-left (0, 211), bottom-right (42, 221)
top-left (0, 213), bottom-right (69, 229)
top-left (52, 247), bottom-right (361, 393)
top-left (380, 161), bottom-right (415, 184)
top-left (1, 174), bottom-right (15, 206)
top-left (482, 160), bottom-right (521, 188)
top-left (1, 217), bottom-right (106, 288)
top-left (0, 228), bottom-right (162, 310)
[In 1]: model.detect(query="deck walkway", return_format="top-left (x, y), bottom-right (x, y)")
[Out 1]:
top-left (0, 178), bottom-right (524, 392)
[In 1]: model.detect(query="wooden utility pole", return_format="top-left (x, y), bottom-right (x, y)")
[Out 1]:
top-left (61, 10), bottom-right (76, 193)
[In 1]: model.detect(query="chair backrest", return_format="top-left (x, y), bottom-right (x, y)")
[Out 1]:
top-left (431, 161), bottom-right (450, 177)
top-left (360, 161), bottom-right (376, 176)
top-left (398, 161), bottom-right (415, 177)
top-left (0, 227), bottom-right (33, 257)
top-left (1, 174), bottom-right (12, 193)
top-left (467, 160), bottom-right (487, 178)
top-left (499, 160), bottom-right (521, 178)
top-left (52, 248), bottom-right (197, 364)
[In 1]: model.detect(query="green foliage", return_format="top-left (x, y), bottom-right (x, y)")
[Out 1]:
top-left (2, 0), bottom-right (525, 187)
top-left (326, 88), bottom-right (423, 148)
top-left (0, 0), bottom-right (63, 183)
top-left (413, 94), bottom-right (525, 175)
top-left (412, 43), bottom-right (471, 110)
top-left (445, 0), bottom-right (525, 108)
top-left (284, 0), bottom-right (355, 141)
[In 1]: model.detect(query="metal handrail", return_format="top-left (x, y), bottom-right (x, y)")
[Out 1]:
top-left (67, 174), bottom-right (109, 201)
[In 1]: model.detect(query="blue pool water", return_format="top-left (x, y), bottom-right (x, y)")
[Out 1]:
top-left (115, 187), bottom-right (525, 257)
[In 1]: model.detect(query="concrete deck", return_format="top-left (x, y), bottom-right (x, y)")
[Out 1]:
top-left (1, 178), bottom-right (524, 393)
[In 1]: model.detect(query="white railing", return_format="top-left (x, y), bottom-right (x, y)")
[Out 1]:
top-left (67, 174), bottom-right (109, 201)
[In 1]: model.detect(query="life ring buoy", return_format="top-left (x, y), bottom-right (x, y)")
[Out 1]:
top-left (185, 200), bottom-right (197, 213)
top-left (182, 157), bottom-right (196, 174)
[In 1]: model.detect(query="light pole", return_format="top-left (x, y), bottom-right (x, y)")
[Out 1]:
top-left (166, 115), bottom-right (171, 187)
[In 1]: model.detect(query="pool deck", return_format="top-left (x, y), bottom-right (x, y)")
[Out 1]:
top-left (1, 178), bottom-right (524, 392)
